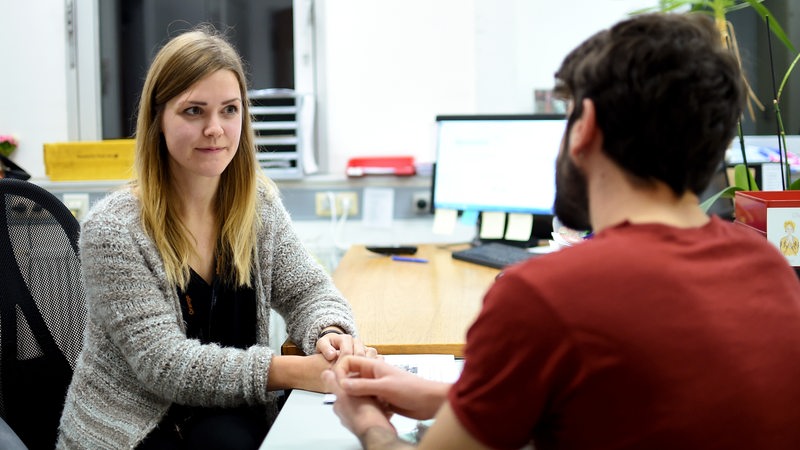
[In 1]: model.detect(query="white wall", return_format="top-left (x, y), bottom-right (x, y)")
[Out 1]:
top-left (508, 0), bottom-right (657, 110)
top-left (314, 0), bottom-right (478, 174)
top-left (0, 1), bottom-right (70, 178)
top-left (315, 0), bottom-right (657, 174)
top-left (2, 0), bottom-right (654, 180)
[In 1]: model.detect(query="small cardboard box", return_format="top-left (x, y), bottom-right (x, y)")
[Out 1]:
top-left (44, 139), bottom-right (135, 181)
top-left (735, 190), bottom-right (800, 266)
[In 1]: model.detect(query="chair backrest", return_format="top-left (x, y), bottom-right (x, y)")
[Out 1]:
top-left (0, 179), bottom-right (87, 450)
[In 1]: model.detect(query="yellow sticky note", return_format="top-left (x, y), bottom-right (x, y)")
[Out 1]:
top-left (479, 212), bottom-right (506, 239)
top-left (505, 213), bottom-right (533, 241)
top-left (433, 208), bottom-right (458, 235)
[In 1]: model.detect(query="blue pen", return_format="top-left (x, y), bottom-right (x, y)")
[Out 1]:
top-left (391, 255), bottom-right (429, 263)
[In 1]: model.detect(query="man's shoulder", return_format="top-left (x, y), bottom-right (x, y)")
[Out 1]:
top-left (515, 235), bottom-right (623, 271)
top-left (704, 215), bottom-right (788, 244)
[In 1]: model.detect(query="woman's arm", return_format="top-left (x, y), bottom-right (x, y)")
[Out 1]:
top-left (261, 193), bottom-right (358, 355)
top-left (267, 354), bottom-right (332, 392)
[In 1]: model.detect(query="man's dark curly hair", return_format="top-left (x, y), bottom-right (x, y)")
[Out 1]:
top-left (554, 13), bottom-right (746, 196)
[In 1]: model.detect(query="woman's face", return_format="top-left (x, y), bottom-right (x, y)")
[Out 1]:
top-left (161, 69), bottom-right (242, 184)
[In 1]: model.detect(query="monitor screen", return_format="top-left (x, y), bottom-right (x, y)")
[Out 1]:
top-left (432, 114), bottom-right (567, 241)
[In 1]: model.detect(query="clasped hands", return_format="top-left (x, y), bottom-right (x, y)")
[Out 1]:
top-left (270, 331), bottom-right (379, 393)
top-left (290, 330), bottom-right (378, 393)
top-left (321, 355), bottom-right (451, 444)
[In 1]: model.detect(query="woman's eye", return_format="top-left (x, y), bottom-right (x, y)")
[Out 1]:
top-left (223, 105), bottom-right (239, 115)
top-left (184, 106), bottom-right (202, 116)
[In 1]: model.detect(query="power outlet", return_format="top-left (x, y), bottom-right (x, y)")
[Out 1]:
top-left (62, 193), bottom-right (91, 220)
top-left (315, 191), bottom-right (359, 217)
top-left (411, 191), bottom-right (431, 214)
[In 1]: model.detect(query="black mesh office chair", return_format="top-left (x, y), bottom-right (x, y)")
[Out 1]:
top-left (0, 179), bottom-right (87, 450)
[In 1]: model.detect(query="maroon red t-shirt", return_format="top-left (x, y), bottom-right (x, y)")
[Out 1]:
top-left (449, 216), bottom-right (800, 450)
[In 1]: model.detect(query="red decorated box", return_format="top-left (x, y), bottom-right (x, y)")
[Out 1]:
top-left (735, 191), bottom-right (800, 265)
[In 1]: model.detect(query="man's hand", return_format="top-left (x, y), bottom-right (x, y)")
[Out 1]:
top-left (321, 367), bottom-right (396, 441)
top-left (324, 356), bottom-right (488, 450)
top-left (330, 356), bottom-right (450, 420)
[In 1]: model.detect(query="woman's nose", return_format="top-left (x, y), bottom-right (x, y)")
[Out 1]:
top-left (205, 116), bottom-right (224, 137)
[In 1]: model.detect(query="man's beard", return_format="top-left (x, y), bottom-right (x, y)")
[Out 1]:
top-left (553, 137), bottom-right (592, 232)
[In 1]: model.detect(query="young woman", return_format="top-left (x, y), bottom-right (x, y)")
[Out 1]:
top-left (57, 27), bottom-right (371, 449)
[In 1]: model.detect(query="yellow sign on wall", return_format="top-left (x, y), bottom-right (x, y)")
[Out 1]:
top-left (44, 139), bottom-right (135, 181)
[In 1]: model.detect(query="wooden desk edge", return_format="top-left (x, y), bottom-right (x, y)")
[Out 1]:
top-left (281, 340), bottom-right (464, 358)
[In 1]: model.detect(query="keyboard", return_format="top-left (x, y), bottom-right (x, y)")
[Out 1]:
top-left (451, 243), bottom-right (536, 269)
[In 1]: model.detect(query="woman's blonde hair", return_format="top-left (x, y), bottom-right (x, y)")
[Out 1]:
top-left (133, 25), bottom-right (265, 289)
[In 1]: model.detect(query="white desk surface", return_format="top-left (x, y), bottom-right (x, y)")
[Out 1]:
top-left (262, 356), bottom-right (462, 449)
top-left (260, 389), bottom-right (420, 449)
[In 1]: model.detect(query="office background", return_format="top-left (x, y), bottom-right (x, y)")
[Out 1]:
top-left (3, 0), bottom-right (670, 180)
top-left (2, 0), bottom-right (799, 241)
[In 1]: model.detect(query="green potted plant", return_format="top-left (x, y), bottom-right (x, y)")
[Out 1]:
top-left (636, 1), bottom-right (800, 266)
top-left (634, 1), bottom-right (794, 118)
top-left (635, 1), bottom-right (798, 194)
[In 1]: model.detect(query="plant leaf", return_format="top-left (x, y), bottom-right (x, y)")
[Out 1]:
top-left (741, 0), bottom-right (797, 53)
top-left (700, 185), bottom-right (742, 213)
top-left (778, 51), bottom-right (800, 102)
top-left (726, 1), bottom-right (755, 12)
top-left (733, 163), bottom-right (760, 191)
top-left (630, 0), bottom-right (697, 15)
top-left (790, 177), bottom-right (800, 190)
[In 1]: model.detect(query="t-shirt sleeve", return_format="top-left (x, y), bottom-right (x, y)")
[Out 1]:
top-left (448, 268), bottom-right (581, 449)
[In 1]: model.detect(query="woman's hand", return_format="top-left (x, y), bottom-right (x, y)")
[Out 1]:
top-left (317, 328), bottom-right (378, 362)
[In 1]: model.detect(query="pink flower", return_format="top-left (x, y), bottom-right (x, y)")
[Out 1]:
top-left (0, 135), bottom-right (18, 147)
top-left (0, 134), bottom-right (19, 158)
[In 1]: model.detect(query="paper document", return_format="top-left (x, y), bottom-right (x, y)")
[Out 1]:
top-left (761, 163), bottom-right (785, 191)
top-left (362, 187), bottom-right (395, 228)
top-left (383, 354), bottom-right (460, 383)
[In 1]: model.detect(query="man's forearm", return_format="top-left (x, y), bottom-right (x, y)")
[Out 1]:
top-left (360, 426), bottom-right (416, 450)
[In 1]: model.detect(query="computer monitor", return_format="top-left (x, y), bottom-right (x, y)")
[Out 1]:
top-left (432, 114), bottom-right (567, 245)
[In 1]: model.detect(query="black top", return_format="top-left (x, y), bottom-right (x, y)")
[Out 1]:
top-left (139, 270), bottom-right (265, 447)
top-left (177, 269), bottom-right (257, 349)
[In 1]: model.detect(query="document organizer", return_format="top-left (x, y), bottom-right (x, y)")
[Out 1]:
top-left (346, 156), bottom-right (416, 177)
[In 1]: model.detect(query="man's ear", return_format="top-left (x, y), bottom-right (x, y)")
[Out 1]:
top-left (567, 98), bottom-right (598, 161)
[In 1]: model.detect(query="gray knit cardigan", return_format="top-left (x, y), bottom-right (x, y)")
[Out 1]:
top-left (56, 185), bottom-right (356, 449)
